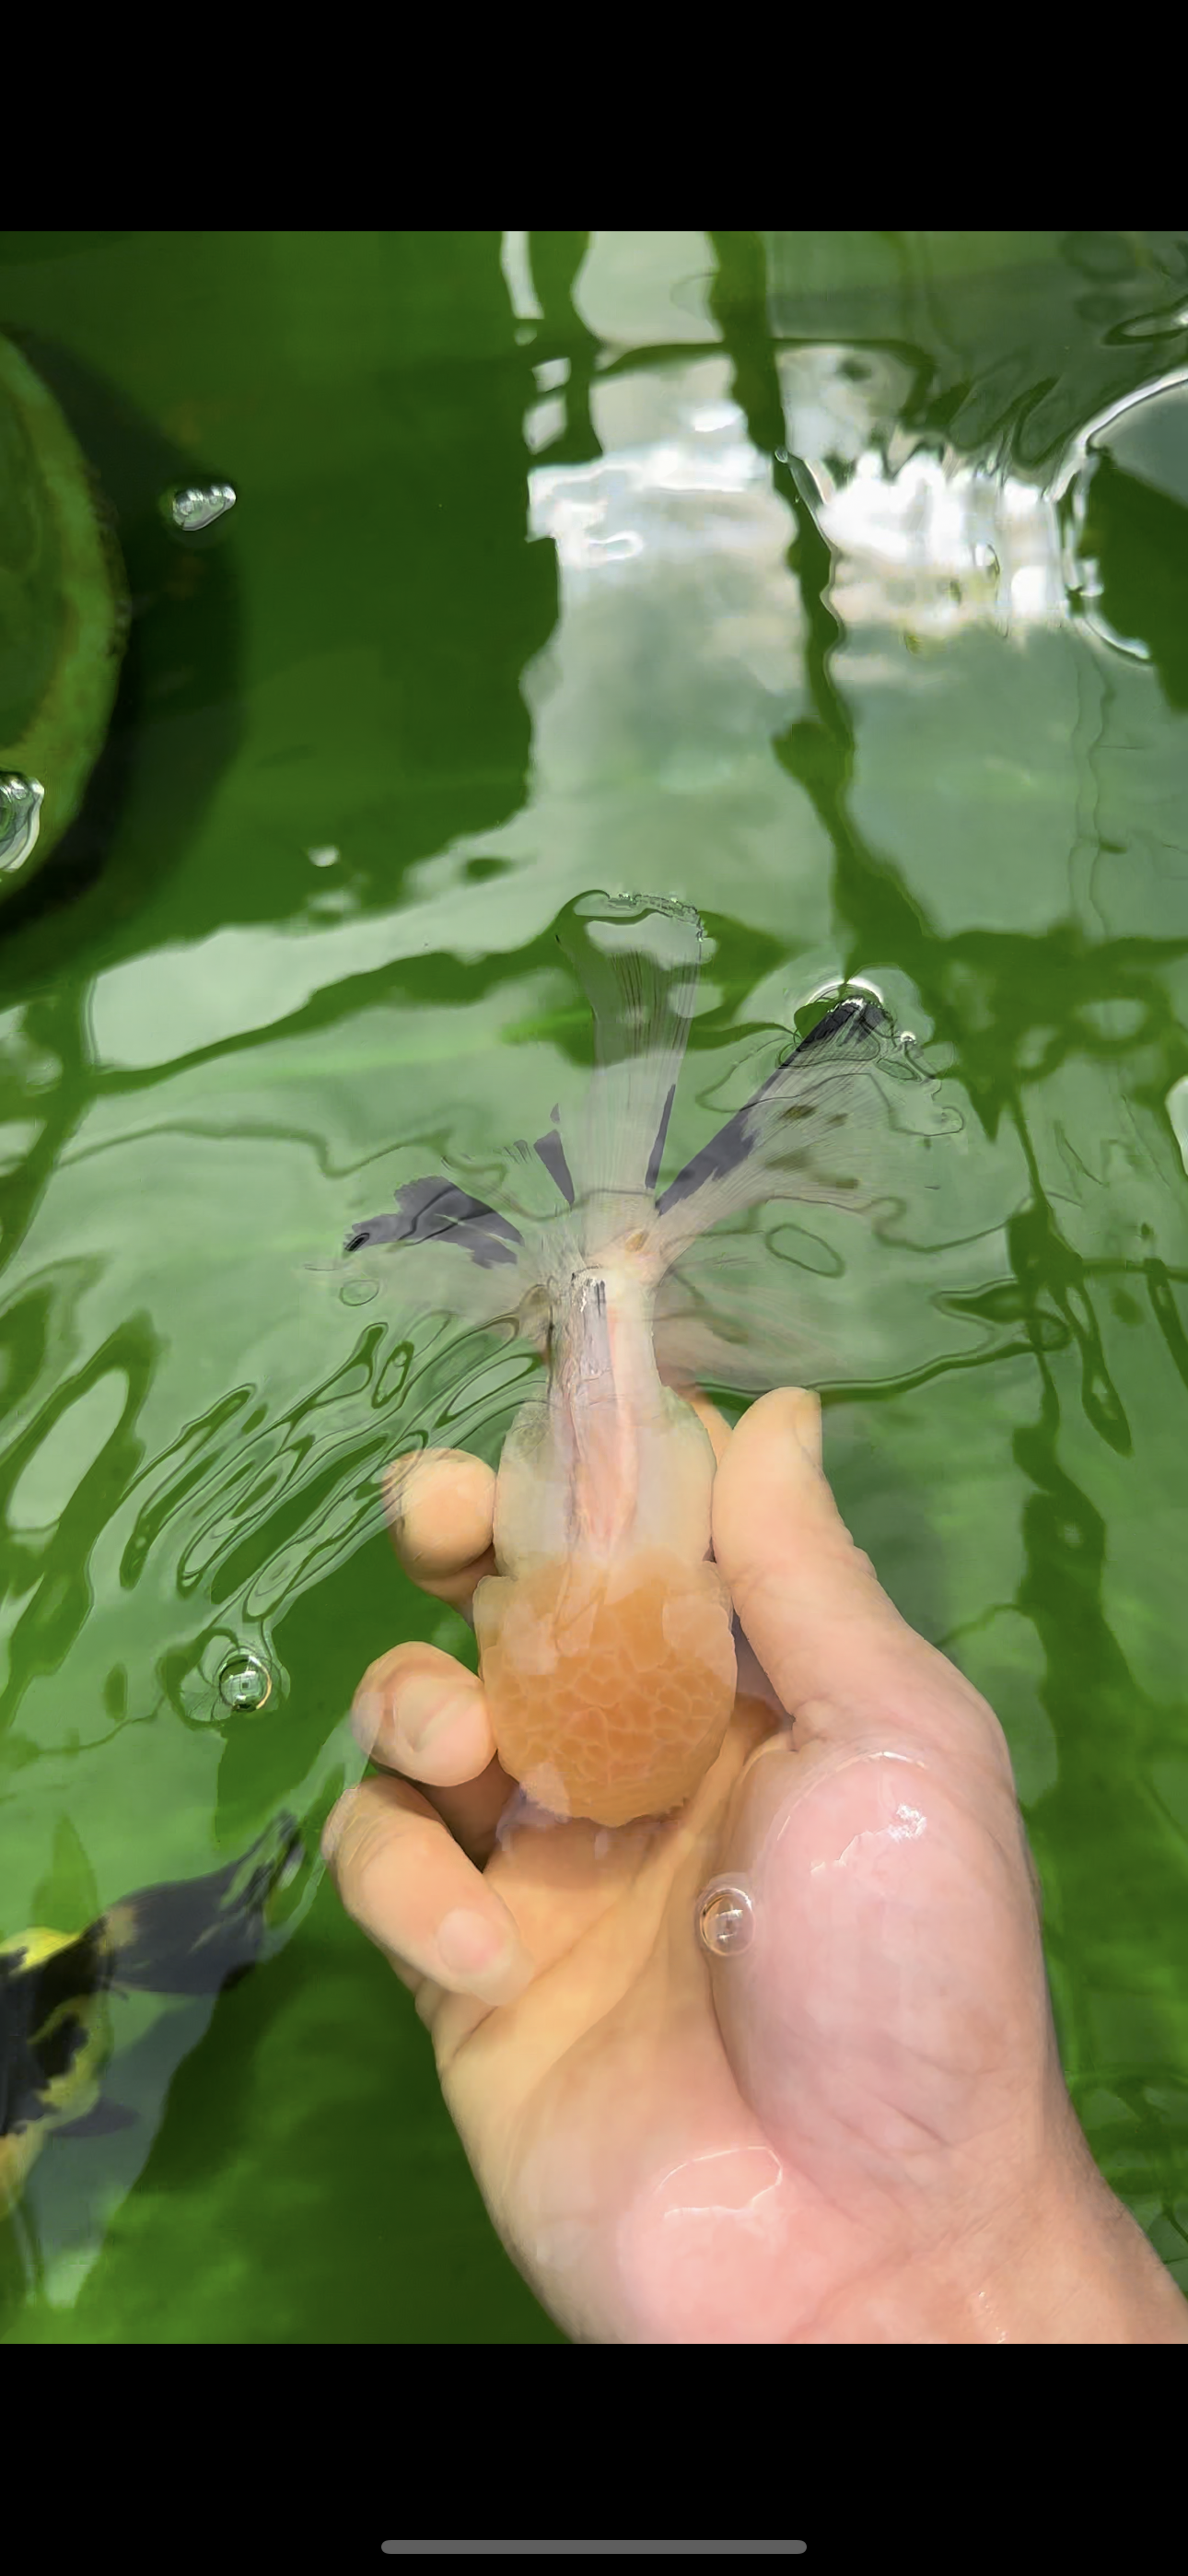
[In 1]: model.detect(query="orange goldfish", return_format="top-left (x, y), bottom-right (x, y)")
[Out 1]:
top-left (345, 895), bottom-right (953, 1828)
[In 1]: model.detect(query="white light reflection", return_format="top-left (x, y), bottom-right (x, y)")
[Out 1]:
top-left (775, 345), bottom-right (1188, 656)
top-left (529, 406), bottom-right (770, 578)
top-left (806, 442), bottom-right (1066, 641)
top-left (526, 396), bottom-right (565, 455)
top-left (521, 371), bottom-right (805, 742)
top-left (773, 344), bottom-right (1070, 640)
top-left (499, 230), bottom-right (542, 324)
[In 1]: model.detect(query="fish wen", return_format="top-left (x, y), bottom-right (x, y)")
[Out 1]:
top-left (344, 894), bottom-right (958, 1829)
top-left (0, 1815), bottom-right (301, 2213)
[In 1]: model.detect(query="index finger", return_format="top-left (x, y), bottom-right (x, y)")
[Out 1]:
top-left (386, 1390), bottom-right (732, 1610)
top-left (713, 1388), bottom-right (1015, 1786)
top-left (385, 1447), bottom-right (496, 1607)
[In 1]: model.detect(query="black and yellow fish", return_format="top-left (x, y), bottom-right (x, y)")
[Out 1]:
top-left (0, 1816), bottom-right (301, 2214)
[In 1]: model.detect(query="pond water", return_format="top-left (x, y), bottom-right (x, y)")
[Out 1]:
top-left (2, 229), bottom-right (1188, 2341)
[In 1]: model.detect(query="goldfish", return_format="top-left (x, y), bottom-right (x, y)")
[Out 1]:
top-left (344, 893), bottom-right (954, 1829)
top-left (0, 1815), bottom-right (301, 2215)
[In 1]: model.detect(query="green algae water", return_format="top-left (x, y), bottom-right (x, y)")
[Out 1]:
top-left (2, 229), bottom-right (1188, 2341)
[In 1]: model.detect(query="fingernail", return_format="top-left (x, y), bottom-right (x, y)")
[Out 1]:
top-left (396, 1675), bottom-right (476, 1760)
top-left (436, 1907), bottom-right (532, 2003)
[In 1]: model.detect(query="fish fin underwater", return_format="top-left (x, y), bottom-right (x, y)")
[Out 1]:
top-left (0, 1812), bottom-right (303, 2216)
top-left (52, 2097), bottom-right (139, 2141)
top-left (341, 893), bottom-right (958, 1382)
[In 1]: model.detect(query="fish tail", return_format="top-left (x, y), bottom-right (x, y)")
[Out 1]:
top-left (556, 891), bottom-right (705, 1204)
top-left (653, 992), bottom-right (959, 1260)
top-left (99, 1814), bottom-right (303, 1998)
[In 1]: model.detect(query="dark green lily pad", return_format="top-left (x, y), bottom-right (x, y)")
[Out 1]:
top-left (0, 331), bottom-right (126, 898)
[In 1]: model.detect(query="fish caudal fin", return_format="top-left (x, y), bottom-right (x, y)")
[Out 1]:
top-left (99, 1814), bottom-right (303, 1998)
top-left (556, 891), bottom-right (705, 1208)
top-left (653, 994), bottom-right (961, 1266)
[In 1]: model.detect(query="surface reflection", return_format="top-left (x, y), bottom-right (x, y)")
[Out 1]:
top-left (2, 230), bottom-right (1187, 2334)
top-left (711, 236), bottom-right (1188, 2281)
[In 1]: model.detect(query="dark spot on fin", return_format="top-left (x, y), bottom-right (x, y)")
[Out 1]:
top-left (796, 993), bottom-right (887, 1051)
top-left (656, 993), bottom-right (886, 1214)
top-left (656, 1107), bottom-right (754, 1213)
top-left (534, 1127), bottom-right (575, 1205)
top-left (344, 1176), bottom-right (522, 1268)
top-left (53, 2096), bottom-right (139, 2141)
top-left (645, 1083), bottom-right (676, 1192)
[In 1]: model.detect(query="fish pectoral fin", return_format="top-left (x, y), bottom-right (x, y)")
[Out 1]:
top-left (52, 2096), bottom-right (138, 2141)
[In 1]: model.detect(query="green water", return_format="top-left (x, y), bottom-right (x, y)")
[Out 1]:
top-left (2, 229), bottom-right (1188, 2341)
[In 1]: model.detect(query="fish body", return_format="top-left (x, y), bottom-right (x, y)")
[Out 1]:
top-left (0, 1816), bottom-right (300, 2214)
top-left (346, 894), bottom-right (958, 1827)
top-left (476, 1250), bottom-right (736, 1827)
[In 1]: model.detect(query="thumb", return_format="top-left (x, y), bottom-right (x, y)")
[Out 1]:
top-left (712, 1388), bottom-right (999, 1763)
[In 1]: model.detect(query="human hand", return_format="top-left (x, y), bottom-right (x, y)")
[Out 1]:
top-left (323, 1388), bottom-right (1188, 2344)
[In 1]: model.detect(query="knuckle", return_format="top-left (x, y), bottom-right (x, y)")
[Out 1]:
top-left (340, 1829), bottom-right (398, 1930)
top-left (322, 1791), bottom-right (393, 1916)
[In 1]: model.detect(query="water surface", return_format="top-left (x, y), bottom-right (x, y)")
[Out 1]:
top-left (2, 229), bottom-right (1188, 2338)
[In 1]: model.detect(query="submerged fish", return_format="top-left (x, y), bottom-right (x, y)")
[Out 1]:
top-left (345, 893), bottom-right (955, 1829)
top-left (0, 1815), bottom-right (301, 2214)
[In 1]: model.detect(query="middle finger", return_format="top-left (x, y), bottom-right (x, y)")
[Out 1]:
top-left (353, 1641), bottom-right (512, 1858)
top-left (385, 1448), bottom-right (496, 1608)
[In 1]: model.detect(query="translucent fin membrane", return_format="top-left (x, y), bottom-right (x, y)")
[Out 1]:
top-left (555, 891), bottom-right (705, 1208)
top-left (654, 994), bottom-right (951, 1256)
top-left (335, 896), bottom-right (961, 1831)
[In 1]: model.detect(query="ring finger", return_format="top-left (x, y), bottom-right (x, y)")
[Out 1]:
top-left (322, 1772), bottom-right (533, 2008)
top-left (352, 1641), bottom-right (512, 1860)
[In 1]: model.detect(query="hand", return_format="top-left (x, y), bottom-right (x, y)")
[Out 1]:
top-left (323, 1389), bottom-right (1188, 2344)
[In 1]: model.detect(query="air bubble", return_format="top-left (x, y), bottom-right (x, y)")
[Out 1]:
top-left (166, 481), bottom-right (237, 533)
top-left (695, 1876), bottom-right (755, 1957)
top-left (0, 775), bottom-right (44, 873)
top-left (216, 1649), bottom-right (273, 1712)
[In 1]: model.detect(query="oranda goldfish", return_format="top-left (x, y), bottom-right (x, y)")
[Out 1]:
top-left (344, 894), bottom-right (954, 1829)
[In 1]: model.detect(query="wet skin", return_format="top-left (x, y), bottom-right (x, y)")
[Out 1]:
top-left (324, 1388), bottom-right (1188, 2345)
